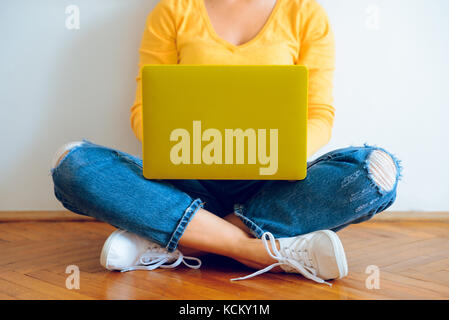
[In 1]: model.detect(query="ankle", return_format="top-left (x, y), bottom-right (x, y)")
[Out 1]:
top-left (235, 237), bottom-right (280, 268)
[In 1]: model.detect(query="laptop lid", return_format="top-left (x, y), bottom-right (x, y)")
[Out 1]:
top-left (141, 65), bottom-right (308, 180)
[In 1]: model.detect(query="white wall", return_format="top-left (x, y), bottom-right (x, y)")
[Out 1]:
top-left (0, 0), bottom-right (448, 211)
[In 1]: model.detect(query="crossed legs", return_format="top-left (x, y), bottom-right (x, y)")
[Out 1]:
top-left (52, 141), bottom-right (400, 275)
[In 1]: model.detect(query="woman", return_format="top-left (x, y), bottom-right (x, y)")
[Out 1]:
top-left (51, 0), bottom-right (401, 285)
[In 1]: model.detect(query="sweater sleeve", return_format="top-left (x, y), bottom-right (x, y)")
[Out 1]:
top-left (296, 0), bottom-right (336, 158)
top-left (130, 0), bottom-right (178, 142)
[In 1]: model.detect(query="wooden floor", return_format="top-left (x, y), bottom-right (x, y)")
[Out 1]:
top-left (0, 218), bottom-right (448, 299)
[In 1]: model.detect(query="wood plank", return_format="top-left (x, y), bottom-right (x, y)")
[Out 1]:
top-left (0, 218), bottom-right (448, 299)
top-left (0, 210), bottom-right (94, 222)
top-left (1, 210), bottom-right (448, 222)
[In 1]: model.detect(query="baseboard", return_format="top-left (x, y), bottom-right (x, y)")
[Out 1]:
top-left (0, 210), bottom-right (448, 222)
top-left (372, 211), bottom-right (449, 222)
top-left (0, 210), bottom-right (95, 222)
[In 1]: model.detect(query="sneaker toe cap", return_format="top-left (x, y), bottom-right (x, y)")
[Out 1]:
top-left (103, 231), bottom-right (148, 269)
top-left (311, 232), bottom-right (346, 280)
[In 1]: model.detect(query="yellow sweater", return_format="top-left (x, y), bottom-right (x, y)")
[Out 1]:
top-left (130, 0), bottom-right (335, 158)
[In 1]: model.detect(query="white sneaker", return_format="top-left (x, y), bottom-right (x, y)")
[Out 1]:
top-left (231, 230), bottom-right (348, 286)
top-left (100, 230), bottom-right (202, 272)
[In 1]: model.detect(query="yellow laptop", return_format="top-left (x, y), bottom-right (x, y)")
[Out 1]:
top-left (141, 65), bottom-right (308, 180)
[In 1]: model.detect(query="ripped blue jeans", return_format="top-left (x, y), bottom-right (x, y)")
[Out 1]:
top-left (51, 140), bottom-right (402, 252)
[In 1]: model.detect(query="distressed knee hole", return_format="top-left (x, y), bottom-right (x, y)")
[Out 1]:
top-left (52, 141), bottom-right (85, 169)
top-left (367, 150), bottom-right (397, 192)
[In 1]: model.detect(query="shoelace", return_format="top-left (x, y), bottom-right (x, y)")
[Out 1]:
top-left (230, 232), bottom-right (331, 286)
top-left (120, 245), bottom-right (202, 272)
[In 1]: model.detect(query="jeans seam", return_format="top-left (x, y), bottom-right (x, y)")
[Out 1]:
top-left (165, 198), bottom-right (205, 252)
top-left (113, 151), bottom-right (143, 169)
top-left (306, 155), bottom-right (332, 169)
top-left (233, 204), bottom-right (265, 238)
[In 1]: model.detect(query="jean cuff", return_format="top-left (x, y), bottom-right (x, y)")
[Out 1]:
top-left (166, 198), bottom-right (205, 252)
top-left (233, 203), bottom-right (265, 239)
